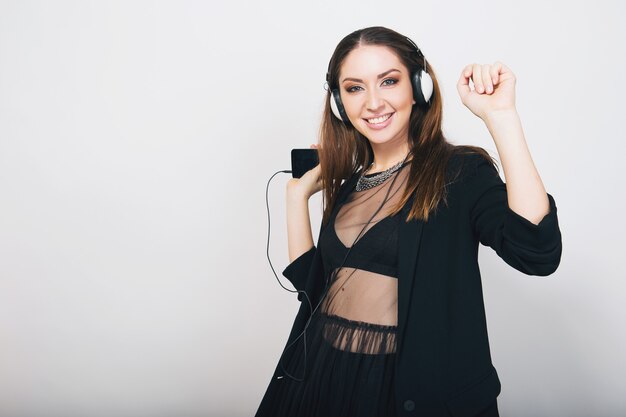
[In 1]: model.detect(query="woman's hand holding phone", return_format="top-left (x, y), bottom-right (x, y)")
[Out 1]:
top-left (287, 144), bottom-right (322, 201)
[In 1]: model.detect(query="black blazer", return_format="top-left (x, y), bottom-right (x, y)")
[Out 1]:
top-left (256, 151), bottom-right (562, 417)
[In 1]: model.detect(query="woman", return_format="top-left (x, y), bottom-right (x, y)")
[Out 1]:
top-left (255, 26), bottom-right (562, 417)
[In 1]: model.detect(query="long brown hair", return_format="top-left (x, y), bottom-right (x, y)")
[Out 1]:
top-left (318, 26), bottom-right (495, 226)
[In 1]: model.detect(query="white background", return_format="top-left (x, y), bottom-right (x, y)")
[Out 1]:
top-left (0, 1), bottom-right (624, 416)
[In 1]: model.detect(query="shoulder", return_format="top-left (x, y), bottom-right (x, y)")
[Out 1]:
top-left (446, 145), bottom-right (499, 182)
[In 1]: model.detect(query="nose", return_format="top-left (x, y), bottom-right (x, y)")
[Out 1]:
top-left (366, 89), bottom-right (384, 112)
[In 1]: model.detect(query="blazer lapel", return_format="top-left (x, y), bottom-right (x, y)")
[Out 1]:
top-left (397, 195), bottom-right (423, 347)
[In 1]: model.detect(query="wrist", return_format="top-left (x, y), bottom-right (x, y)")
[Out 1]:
top-left (286, 184), bottom-right (311, 202)
top-left (484, 108), bottom-right (519, 128)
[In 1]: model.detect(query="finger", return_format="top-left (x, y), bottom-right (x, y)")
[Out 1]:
top-left (492, 62), bottom-right (500, 85)
top-left (482, 64), bottom-right (493, 93)
top-left (472, 63), bottom-right (483, 93)
top-left (491, 61), bottom-right (502, 85)
top-left (462, 64), bottom-right (472, 80)
top-left (457, 64), bottom-right (472, 96)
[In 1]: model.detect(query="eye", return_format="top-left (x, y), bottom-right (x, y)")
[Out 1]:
top-left (346, 85), bottom-right (362, 93)
top-left (345, 78), bottom-right (399, 93)
top-left (382, 78), bottom-right (398, 86)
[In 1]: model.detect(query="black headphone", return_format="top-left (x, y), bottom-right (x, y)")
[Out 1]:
top-left (325, 36), bottom-right (434, 127)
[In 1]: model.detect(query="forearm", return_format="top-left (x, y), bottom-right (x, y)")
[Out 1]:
top-left (286, 191), bottom-right (315, 263)
top-left (484, 109), bottom-right (550, 225)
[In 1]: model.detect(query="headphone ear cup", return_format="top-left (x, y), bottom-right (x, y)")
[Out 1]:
top-left (411, 70), bottom-right (434, 108)
top-left (329, 90), bottom-right (343, 121)
top-left (419, 70), bottom-right (433, 103)
top-left (329, 89), bottom-right (351, 126)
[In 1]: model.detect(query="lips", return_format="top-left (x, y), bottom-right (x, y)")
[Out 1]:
top-left (365, 113), bottom-right (392, 123)
top-left (363, 112), bottom-right (395, 129)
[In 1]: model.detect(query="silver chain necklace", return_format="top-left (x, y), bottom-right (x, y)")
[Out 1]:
top-left (355, 158), bottom-right (409, 192)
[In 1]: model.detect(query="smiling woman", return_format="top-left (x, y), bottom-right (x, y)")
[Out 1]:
top-left (337, 48), bottom-right (416, 152)
top-left (255, 25), bottom-right (561, 417)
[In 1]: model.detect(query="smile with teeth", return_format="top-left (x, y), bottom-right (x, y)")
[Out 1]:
top-left (365, 113), bottom-right (393, 125)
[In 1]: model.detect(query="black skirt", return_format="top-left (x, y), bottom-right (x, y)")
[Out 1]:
top-left (260, 308), bottom-right (398, 417)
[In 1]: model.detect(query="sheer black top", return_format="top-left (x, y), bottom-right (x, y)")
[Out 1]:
top-left (316, 160), bottom-right (411, 354)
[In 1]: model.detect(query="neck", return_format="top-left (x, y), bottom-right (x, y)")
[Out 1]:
top-left (367, 141), bottom-right (411, 173)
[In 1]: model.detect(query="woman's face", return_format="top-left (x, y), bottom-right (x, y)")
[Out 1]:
top-left (337, 45), bottom-right (416, 146)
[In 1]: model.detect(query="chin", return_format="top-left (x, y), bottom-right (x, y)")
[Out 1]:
top-left (368, 137), bottom-right (401, 145)
top-left (359, 121), bottom-right (409, 143)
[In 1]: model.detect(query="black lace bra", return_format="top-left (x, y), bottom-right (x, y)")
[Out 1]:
top-left (320, 211), bottom-right (400, 280)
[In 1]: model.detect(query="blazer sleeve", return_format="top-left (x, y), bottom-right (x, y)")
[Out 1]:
top-left (466, 154), bottom-right (563, 276)
top-left (281, 245), bottom-right (316, 294)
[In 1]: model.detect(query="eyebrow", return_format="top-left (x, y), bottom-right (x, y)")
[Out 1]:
top-left (341, 68), bottom-right (401, 84)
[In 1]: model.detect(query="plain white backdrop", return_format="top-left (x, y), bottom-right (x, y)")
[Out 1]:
top-left (0, 1), bottom-right (624, 416)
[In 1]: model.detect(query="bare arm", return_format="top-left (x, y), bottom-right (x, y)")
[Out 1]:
top-left (456, 61), bottom-right (549, 226)
top-left (286, 191), bottom-right (315, 263)
top-left (484, 109), bottom-right (550, 225)
top-left (285, 146), bottom-right (323, 263)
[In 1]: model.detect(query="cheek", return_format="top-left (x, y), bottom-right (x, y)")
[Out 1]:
top-left (342, 96), bottom-right (358, 113)
top-left (402, 89), bottom-right (415, 105)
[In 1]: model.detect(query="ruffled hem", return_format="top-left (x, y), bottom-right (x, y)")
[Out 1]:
top-left (263, 310), bottom-right (398, 417)
top-left (320, 310), bottom-right (397, 354)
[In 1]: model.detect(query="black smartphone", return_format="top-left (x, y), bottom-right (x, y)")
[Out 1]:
top-left (291, 149), bottom-right (319, 178)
